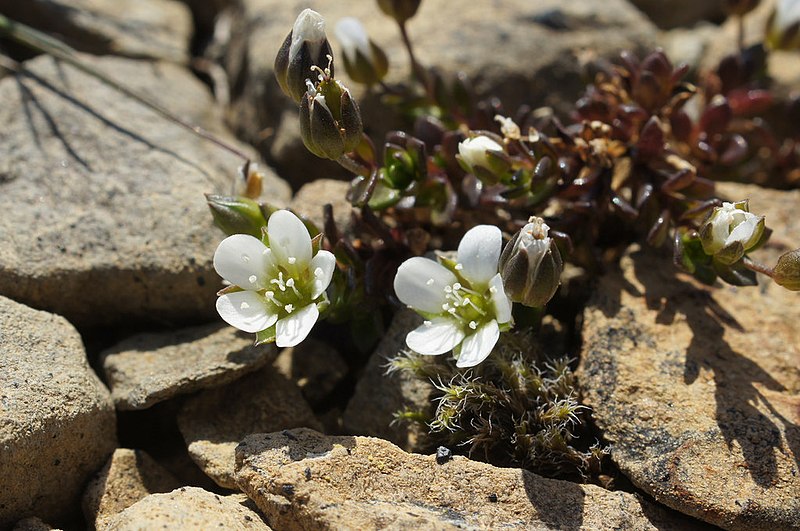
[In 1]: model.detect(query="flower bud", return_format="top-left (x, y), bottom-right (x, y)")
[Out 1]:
top-left (773, 248), bottom-right (800, 290)
top-left (206, 195), bottom-right (266, 238)
top-left (456, 135), bottom-right (510, 184)
top-left (334, 17), bottom-right (389, 86)
top-left (767, 0), bottom-right (800, 50)
top-left (699, 200), bottom-right (765, 265)
top-left (275, 9), bottom-right (334, 103)
top-left (499, 217), bottom-right (563, 308)
top-left (300, 77), bottom-right (363, 160)
top-left (377, 0), bottom-right (422, 24)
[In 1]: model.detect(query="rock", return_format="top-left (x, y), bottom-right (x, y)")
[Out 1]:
top-left (273, 337), bottom-right (348, 408)
top-left (11, 518), bottom-right (57, 531)
top-left (101, 323), bottom-right (276, 410)
top-left (0, 0), bottom-right (192, 62)
top-left (0, 54), bottom-right (290, 327)
top-left (229, 0), bottom-right (657, 187)
top-left (81, 448), bottom-right (181, 530)
top-left (0, 296), bottom-right (117, 527)
top-left (235, 428), bottom-right (704, 530)
top-left (342, 309), bottom-right (432, 450)
top-left (289, 179), bottom-right (354, 235)
top-left (177, 366), bottom-right (322, 489)
top-left (628, 0), bottom-right (725, 29)
top-left (103, 487), bottom-right (271, 530)
top-left (578, 183), bottom-right (800, 530)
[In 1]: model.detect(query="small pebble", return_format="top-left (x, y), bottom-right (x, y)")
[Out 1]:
top-left (435, 446), bottom-right (452, 465)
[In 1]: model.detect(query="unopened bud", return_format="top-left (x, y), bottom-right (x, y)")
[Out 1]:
top-left (206, 195), bottom-right (267, 238)
top-left (377, 0), bottom-right (422, 24)
top-left (766, 0), bottom-right (800, 50)
top-left (699, 200), bottom-right (765, 264)
top-left (300, 76), bottom-right (363, 159)
top-left (499, 217), bottom-right (563, 308)
top-left (334, 17), bottom-right (389, 86)
top-left (457, 134), bottom-right (510, 184)
top-left (773, 248), bottom-right (800, 290)
top-left (275, 9), bottom-right (334, 103)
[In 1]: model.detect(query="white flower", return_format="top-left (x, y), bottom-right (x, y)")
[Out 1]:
top-left (393, 225), bottom-right (513, 368)
top-left (458, 136), bottom-right (504, 172)
top-left (335, 18), bottom-right (372, 65)
top-left (213, 210), bottom-right (335, 348)
top-left (699, 200), bottom-right (765, 264)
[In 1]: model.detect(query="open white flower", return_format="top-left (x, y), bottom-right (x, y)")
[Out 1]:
top-left (393, 225), bottom-right (513, 368)
top-left (213, 210), bottom-right (335, 347)
top-left (699, 200), bottom-right (765, 264)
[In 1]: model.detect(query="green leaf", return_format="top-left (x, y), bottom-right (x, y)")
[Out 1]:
top-left (713, 259), bottom-right (757, 286)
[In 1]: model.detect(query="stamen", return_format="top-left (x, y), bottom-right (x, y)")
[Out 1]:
top-left (469, 321), bottom-right (478, 330)
top-left (489, 286), bottom-right (498, 294)
top-left (454, 263), bottom-right (464, 271)
top-left (288, 256), bottom-right (297, 264)
top-left (465, 299), bottom-right (487, 316)
top-left (314, 267), bottom-right (324, 277)
top-left (248, 275), bottom-right (258, 284)
top-left (423, 320), bottom-right (432, 326)
top-left (453, 283), bottom-right (462, 291)
top-left (285, 304), bottom-right (294, 313)
top-left (264, 291), bottom-right (280, 305)
top-left (286, 277), bottom-right (302, 297)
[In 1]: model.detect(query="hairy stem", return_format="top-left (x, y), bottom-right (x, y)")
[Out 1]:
top-left (0, 14), bottom-right (251, 163)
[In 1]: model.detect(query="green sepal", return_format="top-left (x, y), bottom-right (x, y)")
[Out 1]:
top-left (217, 284), bottom-right (244, 296)
top-left (714, 241), bottom-right (745, 265)
top-left (713, 258), bottom-right (757, 286)
top-left (254, 325), bottom-right (277, 346)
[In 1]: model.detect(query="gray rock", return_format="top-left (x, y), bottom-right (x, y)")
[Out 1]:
top-left (103, 487), bottom-right (271, 530)
top-left (578, 184), bottom-right (800, 530)
top-left (235, 428), bottom-right (704, 531)
top-left (342, 309), bottom-right (432, 451)
top-left (0, 0), bottom-right (193, 62)
top-left (0, 54), bottom-right (290, 327)
top-left (101, 323), bottom-right (276, 410)
top-left (289, 179), bottom-right (354, 235)
top-left (273, 336), bottom-right (348, 408)
top-left (177, 366), bottom-right (322, 489)
top-left (82, 448), bottom-right (182, 530)
top-left (0, 296), bottom-right (117, 527)
top-left (228, 0), bottom-right (657, 187)
top-left (10, 517), bottom-right (58, 531)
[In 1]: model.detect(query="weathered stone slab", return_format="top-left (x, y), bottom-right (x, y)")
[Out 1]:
top-left (177, 366), bottom-right (321, 489)
top-left (0, 296), bottom-right (117, 527)
top-left (0, 0), bottom-right (192, 62)
top-left (103, 487), bottom-right (271, 530)
top-left (101, 323), bottom-right (276, 410)
top-left (273, 336), bottom-right (348, 408)
top-left (235, 428), bottom-right (704, 530)
top-left (82, 448), bottom-right (181, 530)
top-left (578, 183), bottom-right (800, 530)
top-left (0, 54), bottom-right (290, 327)
top-left (342, 309), bottom-right (431, 450)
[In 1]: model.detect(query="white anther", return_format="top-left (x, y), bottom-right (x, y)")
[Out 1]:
top-left (448, 308), bottom-right (457, 314)
top-left (469, 321), bottom-right (478, 330)
top-left (248, 275), bottom-right (258, 284)
top-left (285, 304), bottom-right (294, 313)
top-left (423, 320), bottom-right (432, 326)
top-left (314, 267), bottom-right (324, 277)
top-left (442, 303), bottom-right (450, 311)
top-left (453, 283), bottom-right (462, 291)
top-left (454, 263), bottom-right (464, 270)
top-left (426, 278), bottom-right (435, 286)
top-left (286, 278), bottom-right (295, 287)
top-left (240, 302), bottom-right (250, 310)
top-left (288, 256), bottom-right (297, 264)
top-left (489, 286), bottom-right (498, 294)
top-left (444, 285), bottom-right (453, 293)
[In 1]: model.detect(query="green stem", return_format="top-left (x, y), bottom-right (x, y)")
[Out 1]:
top-left (336, 153), bottom-right (371, 179)
top-left (0, 14), bottom-right (251, 163)
top-left (398, 21), bottom-right (429, 96)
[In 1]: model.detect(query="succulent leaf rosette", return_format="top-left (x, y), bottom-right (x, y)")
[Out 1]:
top-left (393, 225), bottom-right (513, 368)
top-left (213, 210), bottom-right (335, 347)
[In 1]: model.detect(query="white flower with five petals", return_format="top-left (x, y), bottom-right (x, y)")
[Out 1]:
top-left (213, 210), bottom-right (335, 347)
top-left (393, 225), bottom-right (513, 368)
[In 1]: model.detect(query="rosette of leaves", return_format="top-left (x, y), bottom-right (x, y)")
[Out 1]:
top-left (389, 330), bottom-right (608, 483)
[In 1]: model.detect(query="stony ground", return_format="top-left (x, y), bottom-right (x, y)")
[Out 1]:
top-left (0, 0), bottom-right (797, 530)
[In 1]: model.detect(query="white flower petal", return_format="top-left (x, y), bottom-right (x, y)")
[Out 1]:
top-left (458, 136), bottom-right (503, 169)
top-left (394, 257), bottom-right (457, 314)
top-left (489, 273), bottom-right (512, 324)
top-left (406, 317), bottom-right (465, 355)
top-left (290, 9), bottom-right (326, 62)
top-left (310, 250), bottom-right (336, 299)
top-left (268, 210), bottom-right (313, 268)
top-left (276, 303), bottom-right (319, 347)
top-left (216, 291), bottom-right (277, 333)
top-left (457, 225), bottom-right (502, 288)
top-left (456, 319), bottom-right (500, 368)
top-left (213, 234), bottom-right (273, 289)
top-left (726, 215), bottom-right (759, 246)
top-left (334, 17), bottom-right (371, 62)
